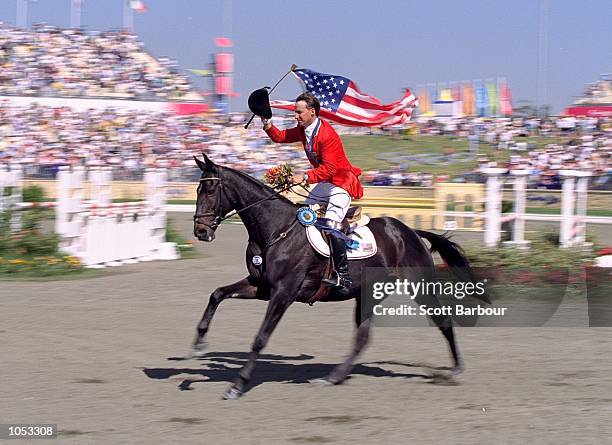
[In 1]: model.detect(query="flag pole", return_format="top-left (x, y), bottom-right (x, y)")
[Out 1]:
top-left (123, 1), bottom-right (134, 33)
top-left (16, 0), bottom-right (28, 28)
top-left (70, 0), bottom-right (83, 29)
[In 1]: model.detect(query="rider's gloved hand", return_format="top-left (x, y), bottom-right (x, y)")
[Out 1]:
top-left (260, 116), bottom-right (271, 130)
top-left (291, 172), bottom-right (307, 184)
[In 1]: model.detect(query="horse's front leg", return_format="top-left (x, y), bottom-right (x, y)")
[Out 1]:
top-left (192, 276), bottom-right (264, 357)
top-left (223, 292), bottom-right (293, 400)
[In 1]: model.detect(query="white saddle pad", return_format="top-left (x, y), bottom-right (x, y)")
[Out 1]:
top-left (306, 225), bottom-right (378, 260)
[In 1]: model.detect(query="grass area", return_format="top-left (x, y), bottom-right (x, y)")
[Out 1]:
top-left (525, 208), bottom-right (612, 217)
top-left (514, 191), bottom-right (612, 213)
top-left (0, 267), bottom-right (101, 281)
top-left (341, 134), bottom-right (563, 174)
top-left (168, 200), bottom-right (612, 216)
top-left (166, 218), bottom-right (198, 258)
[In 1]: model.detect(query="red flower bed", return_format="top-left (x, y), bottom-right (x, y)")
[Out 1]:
top-left (596, 247), bottom-right (612, 257)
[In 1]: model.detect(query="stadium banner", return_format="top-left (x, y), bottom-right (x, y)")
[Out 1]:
top-left (564, 106), bottom-right (612, 118)
top-left (0, 95), bottom-right (207, 115)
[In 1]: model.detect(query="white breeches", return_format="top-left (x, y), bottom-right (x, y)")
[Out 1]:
top-left (304, 182), bottom-right (351, 223)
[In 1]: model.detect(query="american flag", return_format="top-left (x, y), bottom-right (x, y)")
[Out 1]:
top-left (270, 68), bottom-right (418, 127)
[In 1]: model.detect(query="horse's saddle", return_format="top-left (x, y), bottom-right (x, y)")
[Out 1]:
top-left (305, 204), bottom-right (378, 260)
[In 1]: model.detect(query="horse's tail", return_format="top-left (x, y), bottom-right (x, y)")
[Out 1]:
top-left (415, 230), bottom-right (490, 304)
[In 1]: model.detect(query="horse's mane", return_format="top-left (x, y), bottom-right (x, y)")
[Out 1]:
top-left (221, 164), bottom-right (299, 208)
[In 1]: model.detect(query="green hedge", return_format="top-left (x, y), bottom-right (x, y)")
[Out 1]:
top-left (465, 232), bottom-right (597, 269)
top-left (1, 185), bottom-right (85, 277)
top-left (22, 185), bottom-right (46, 202)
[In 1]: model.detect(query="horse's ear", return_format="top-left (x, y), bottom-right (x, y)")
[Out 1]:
top-left (202, 152), bottom-right (216, 168)
top-left (193, 155), bottom-right (207, 171)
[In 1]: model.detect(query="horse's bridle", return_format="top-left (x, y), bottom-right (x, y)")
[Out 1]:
top-left (193, 169), bottom-right (301, 232)
top-left (193, 168), bottom-right (226, 231)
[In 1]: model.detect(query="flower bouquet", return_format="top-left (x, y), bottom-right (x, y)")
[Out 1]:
top-left (264, 163), bottom-right (294, 191)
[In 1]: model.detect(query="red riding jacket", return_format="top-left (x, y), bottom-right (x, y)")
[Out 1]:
top-left (265, 119), bottom-right (364, 199)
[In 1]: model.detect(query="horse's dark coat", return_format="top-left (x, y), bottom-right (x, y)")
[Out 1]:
top-left (192, 155), bottom-right (481, 399)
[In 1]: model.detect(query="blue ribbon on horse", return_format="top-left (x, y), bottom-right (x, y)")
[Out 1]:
top-left (314, 219), bottom-right (360, 250)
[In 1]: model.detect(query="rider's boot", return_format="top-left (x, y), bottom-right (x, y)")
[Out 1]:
top-left (321, 232), bottom-right (352, 295)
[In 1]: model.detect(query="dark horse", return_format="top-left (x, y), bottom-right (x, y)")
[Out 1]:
top-left (192, 154), bottom-right (481, 400)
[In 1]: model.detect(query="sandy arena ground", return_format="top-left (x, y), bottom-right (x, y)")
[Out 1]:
top-left (2, 221), bottom-right (611, 444)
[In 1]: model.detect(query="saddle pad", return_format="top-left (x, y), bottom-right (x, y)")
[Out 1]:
top-left (306, 225), bottom-right (378, 260)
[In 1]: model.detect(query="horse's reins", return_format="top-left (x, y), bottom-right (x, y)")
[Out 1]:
top-left (193, 170), bottom-right (303, 231)
top-left (194, 170), bottom-right (350, 251)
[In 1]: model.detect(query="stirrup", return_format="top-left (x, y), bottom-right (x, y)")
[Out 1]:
top-left (322, 272), bottom-right (351, 293)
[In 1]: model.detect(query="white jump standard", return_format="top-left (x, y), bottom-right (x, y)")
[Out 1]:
top-left (54, 166), bottom-right (178, 267)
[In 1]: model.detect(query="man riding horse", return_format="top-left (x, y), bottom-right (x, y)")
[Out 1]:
top-left (258, 92), bottom-right (363, 294)
top-left (189, 83), bottom-right (487, 400)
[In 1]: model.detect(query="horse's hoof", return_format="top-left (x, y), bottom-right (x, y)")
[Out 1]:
top-left (451, 364), bottom-right (464, 377)
top-left (430, 371), bottom-right (458, 385)
top-left (309, 377), bottom-right (343, 386)
top-left (191, 342), bottom-right (208, 358)
top-left (222, 385), bottom-right (243, 400)
top-left (309, 378), bottom-right (333, 386)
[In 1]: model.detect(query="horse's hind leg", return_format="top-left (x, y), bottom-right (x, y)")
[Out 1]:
top-left (438, 322), bottom-right (463, 375)
top-left (192, 276), bottom-right (263, 356)
top-left (414, 290), bottom-right (463, 375)
top-left (429, 313), bottom-right (463, 375)
top-left (314, 303), bottom-right (372, 386)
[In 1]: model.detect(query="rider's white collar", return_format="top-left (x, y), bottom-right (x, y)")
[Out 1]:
top-left (304, 118), bottom-right (320, 144)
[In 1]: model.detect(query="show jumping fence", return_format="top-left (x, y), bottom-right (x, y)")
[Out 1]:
top-left (1, 164), bottom-right (178, 267)
top-left (55, 166), bottom-right (178, 267)
top-left (4, 164), bottom-right (607, 257)
top-left (0, 164), bottom-right (28, 233)
top-left (481, 168), bottom-right (592, 248)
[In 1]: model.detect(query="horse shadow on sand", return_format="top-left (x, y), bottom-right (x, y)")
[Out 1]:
top-left (142, 352), bottom-right (458, 394)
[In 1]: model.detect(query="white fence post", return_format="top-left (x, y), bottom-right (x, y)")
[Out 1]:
top-left (0, 164), bottom-right (24, 232)
top-left (559, 171), bottom-right (575, 247)
top-left (559, 170), bottom-right (591, 248)
top-left (482, 168), bottom-right (507, 247)
top-left (502, 169), bottom-right (531, 248)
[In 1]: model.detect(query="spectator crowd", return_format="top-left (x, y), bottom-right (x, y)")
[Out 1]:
top-left (364, 115), bottom-right (611, 189)
top-left (0, 24), bottom-right (609, 189)
top-left (0, 24), bottom-right (198, 100)
top-left (471, 116), bottom-right (609, 189)
top-left (0, 103), bottom-right (310, 182)
top-left (1, 101), bottom-right (609, 189)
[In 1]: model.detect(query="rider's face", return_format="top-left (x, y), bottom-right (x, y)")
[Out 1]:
top-left (295, 101), bottom-right (317, 128)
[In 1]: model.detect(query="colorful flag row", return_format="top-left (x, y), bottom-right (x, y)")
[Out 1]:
top-left (417, 79), bottom-right (513, 117)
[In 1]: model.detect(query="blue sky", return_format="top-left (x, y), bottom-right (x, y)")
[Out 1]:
top-left (0, 0), bottom-right (610, 113)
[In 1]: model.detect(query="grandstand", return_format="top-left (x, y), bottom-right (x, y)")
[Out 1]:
top-left (0, 24), bottom-right (201, 101)
top-left (0, 24), bottom-right (608, 191)
top-left (565, 74), bottom-right (612, 117)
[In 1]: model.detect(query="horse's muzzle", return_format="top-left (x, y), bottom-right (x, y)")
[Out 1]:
top-left (196, 231), bottom-right (215, 242)
top-left (194, 222), bottom-right (217, 242)
top-left (194, 214), bottom-right (222, 242)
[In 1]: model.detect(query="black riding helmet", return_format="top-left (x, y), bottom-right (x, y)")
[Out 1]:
top-left (247, 87), bottom-right (273, 119)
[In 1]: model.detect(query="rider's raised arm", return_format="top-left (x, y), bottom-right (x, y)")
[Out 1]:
top-left (264, 123), bottom-right (303, 144)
